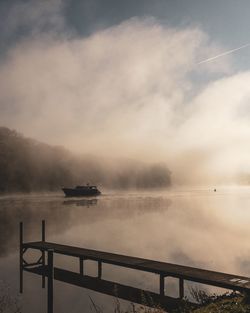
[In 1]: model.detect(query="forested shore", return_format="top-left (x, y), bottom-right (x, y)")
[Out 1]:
top-left (0, 127), bottom-right (171, 193)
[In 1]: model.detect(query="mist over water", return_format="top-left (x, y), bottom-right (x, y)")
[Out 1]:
top-left (1, 187), bottom-right (250, 312)
top-left (1, 1), bottom-right (250, 312)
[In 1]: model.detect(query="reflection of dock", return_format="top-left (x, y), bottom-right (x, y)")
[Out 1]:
top-left (20, 221), bottom-right (250, 313)
top-left (25, 267), bottom-right (184, 311)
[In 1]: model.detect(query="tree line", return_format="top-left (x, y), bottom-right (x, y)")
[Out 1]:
top-left (0, 127), bottom-right (171, 193)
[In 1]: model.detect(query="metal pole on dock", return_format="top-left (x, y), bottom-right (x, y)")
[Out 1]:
top-left (160, 274), bottom-right (165, 297)
top-left (47, 249), bottom-right (54, 313)
top-left (42, 220), bottom-right (46, 288)
top-left (19, 222), bottom-right (23, 293)
top-left (42, 220), bottom-right (45, 241)
top-left (98, 261), bottom-right (102, 279)
top-left (179, 278), bottom-right (184, 299)
top-left (80, 257), bottom-right (84, 275)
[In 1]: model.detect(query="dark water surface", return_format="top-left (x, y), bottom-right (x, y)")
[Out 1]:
top-left (1, 187), bottom-right (250, 312)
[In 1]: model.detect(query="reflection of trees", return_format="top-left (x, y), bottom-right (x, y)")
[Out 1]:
top-left (0, 281), bottom-right (21, 313)
top-left (0, 198), bottom-right (70, 257)
top-left (0, 195), bottom-right (171, 257)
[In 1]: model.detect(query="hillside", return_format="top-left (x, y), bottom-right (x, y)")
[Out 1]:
top-left (0, 127), bottom-right (171, 192)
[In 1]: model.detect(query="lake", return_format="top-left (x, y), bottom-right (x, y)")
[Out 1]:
top-left (1, 186), bottom-right (250, 312)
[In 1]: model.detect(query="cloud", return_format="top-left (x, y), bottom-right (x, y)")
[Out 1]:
top-left (174, 72), bottom-right (250, 178)
top-left (0, 0), bottom-right (67, 41)
top-left (1, 2), bottom-right (248, 184)
top-left (0, 18), bottom-right (205, 138)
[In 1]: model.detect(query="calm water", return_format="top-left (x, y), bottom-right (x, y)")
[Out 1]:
top-left (1, 187), bottom-right (250, 312)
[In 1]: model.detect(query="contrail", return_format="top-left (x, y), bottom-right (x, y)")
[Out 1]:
top-left (198, 43), bottom-right (250, 64)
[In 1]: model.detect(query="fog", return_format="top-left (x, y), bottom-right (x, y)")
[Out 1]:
top-left (0, 0), bottom-right (250, 185)
top-left (0, 127), bottom-right (171, 191)
top-left (1, 189), bottom-right (250, 312)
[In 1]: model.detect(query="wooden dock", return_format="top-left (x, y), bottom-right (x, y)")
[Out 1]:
top-left (20, 221), bottom-right (250, 313)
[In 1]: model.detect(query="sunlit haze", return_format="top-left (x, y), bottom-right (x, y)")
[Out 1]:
top-left (1, 0), bottom-right (250, 184)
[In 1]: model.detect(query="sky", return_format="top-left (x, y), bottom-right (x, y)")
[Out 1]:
top-left (1, 0), bottom-right (250, 184)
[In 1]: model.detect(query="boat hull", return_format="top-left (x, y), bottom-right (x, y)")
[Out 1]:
top-left (62, 188), bottom-right (101, 197)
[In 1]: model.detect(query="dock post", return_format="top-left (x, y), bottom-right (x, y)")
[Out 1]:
top-left (80, 257), bottom-right (84, 275)
top-left (19, 222), bottom-right (23, 294)
top-left (47, 249), bottom-right (54, 313)
top-left (160, 274), bottom-right (165, 297)
top-left (42, 220), bottom-right (46, 288)
top-left (42, 220), bottom-right (45, 241)
top-left (98, 261), bottom-right (102, 279)
top-left (179, 278), bottom-right (184, 299)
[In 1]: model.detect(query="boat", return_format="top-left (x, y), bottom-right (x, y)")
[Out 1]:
top-left (62, 185), bottom-right (101, 197)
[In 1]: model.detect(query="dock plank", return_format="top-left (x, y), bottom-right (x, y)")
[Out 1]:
top-left (23, 241), bottom-right (250, 294)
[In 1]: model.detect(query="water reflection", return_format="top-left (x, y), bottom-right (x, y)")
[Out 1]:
top-left (1, 188), bottom-right (250, 312)
top-left (0, 193), bottom-right (171, 258)
top-left (63, 198), bottom-right (98, 207)
top-left (24, 266), bottom-right (185, 312)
